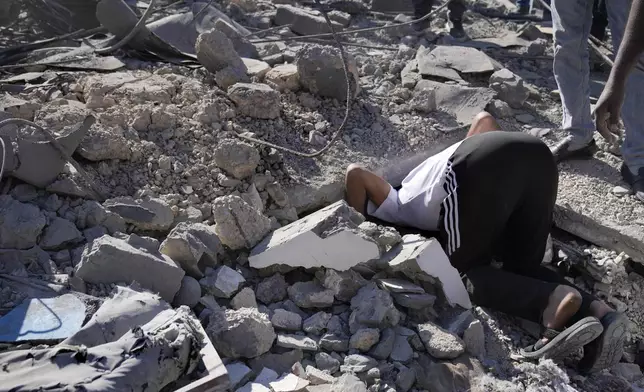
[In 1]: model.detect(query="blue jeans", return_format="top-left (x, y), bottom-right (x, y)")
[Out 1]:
top-left (552, 0), bottom-right (644, 172)
top-left (516, 0), bottom-right (530, 8)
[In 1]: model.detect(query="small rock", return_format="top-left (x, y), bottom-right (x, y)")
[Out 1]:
top-left (272, 309), bottom-right (303, 331)
top-left (369, 328), bottom-right (395, 359)
top-left (275, 5), bottom-right (343, 36)
top-left (249, 350), bottom-right (303, 375)
top-left (207, 307), bottom-right (276, 359)
top-left (288, 281), bottom-right (335, 308)
top-left (226, 361), bottom-right (253, 389)
top-left (269, 373), bottom-right (310, 392)
top-left (328, 10), bottom-right (351, 27)
top-left (303, 311), bottom-right (332, 335)
top-left (331, 374), bottom-right (367, 392)
top-left (391, 293), bottom-right (436, 309)
top-left (103, 197), bottom-right (173, 231)
top-left (159, 222), bottom-right (220, 278)
top-left (350, 328), bottom-right (380, 352)
top-left (319, 333), bottom-right (350, 352)
top-left (276, 334), bottom-right (319, 351)
top-left (315, 352), bottom-right (340, 374)
top-left (611, 362), bottom-right (643, 382)
top-left (487, 99), bottom-right (514, 118)
top-left (196, 29), bottom-right (246, 74)
top-left (243, 58), bottom-right (271, 79)
top-left (200, 265), bottom-right (245, 298)
top-left (463, 320), bottom-right (485, 358)
top-left (231, 287), bottom-right (258, 309)
top-left (173, 276), bottom-right (202, 308)
top-left (39, 217), bottom-right (83, 250)
top-left (256, 273), bottom-right (289, 304)
top-left (349, 283), bottom-right (400, 333)
top-left (296, 45), bottom-right (360, 101)
top-left (212, 195), bottom-right (272, 250)
top-left (0, 196), bottom-right (47, 249)
top-left (255, 367), bottom-right (280, 386)
top-left (489, 68), bottom-right (530, 109)
top-left (395, 366), bottom-right (416, 392)
top-left (266, 182), bottom-right (290, 208)
top-left (417, 321), bottom-right (465, 359)
top-left (390, 332), bottom-right (413, 363)
top-left (515, 113), bottom-right (535, 123)
top-left (214, 139), bottom-right (261, 180)
top-left (340, 354), bottom-right (378, 373)
top-left (228, 83), bottom-right (281, 119)
top-left (306, 366), bottom-right (336, 385)
top-left (319, 269), bottom-right (368, 302)
top-left (265, 64), bottom-right (300, 92)
top-left (612, 186), bottom-right (631, 197)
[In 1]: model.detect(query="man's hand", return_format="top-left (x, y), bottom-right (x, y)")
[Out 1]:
top-left (593, 81), bottom-right (625, 146)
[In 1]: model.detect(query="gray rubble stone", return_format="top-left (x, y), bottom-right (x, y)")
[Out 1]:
top-left (296, 45), bottom-right (360, 101)
top-left (242, 184), bottom-right (264, 213)
top-left (228, 83), bottom-right (281, 119)
top-left (249, 201), bottom-right (380, 271)
top-left (488, 99), bottom-right (514, 118)
top-left (256, 273), bottom-right (289, 304)
top-left (319, 333), bottom-right (350, 352)
top-left (231, 287), bottom-right (258, 309)
top-left (103, 197), bottom-right (174, 231)
top-left (391, 293), bottom-right (436, 309)
top-left (369, 328), bottom-right (395, 359)
top-left (489, 68), bottom-right (530, 109)
top-left (270, 373), bottom-right (310, 392)
top-left (214, 139), bottom-right (261, 180)
top-left (417, 321), bottom-right (465, 359)
top-left (242, 58), bottom-right (271, 79)
top-left (75, 235), bottom-right (184, 301)
top-left (215, 65), bottom-right (250, 90)
top-left (207, 307), bottom-right (276, 358)
top-left (390, 332), bottom-right (413, 363)
top-left (315, 352), bottom-right (341, 374)
top-left (200, 265), bottom-right (245, 298)
top-left (254, 367), bottom-right (280, 386)
top-left (306, 366), bottom-right (336, 385)
top-left (196, 29), bottom-right (247, 74)
top-left (400, 59), bottom-right (421, 89)
top-left (249, 350), bottom-right (303, 375)
top-left (227, 361), bottom-right (253, 389)
top-left (274, 5), bottom-right (344, 36)
top-left (10, 184), bottom-right (39, 202)
top-left (417, 45), bottom-right (494, 77)
top-left (350, 328), bottom-right (380, 352)
top-left (39, 217), bottom-right (83, 250)
top-left (331, 374), bottom-right (367, 392)
top-left (318, 269), bottom-right (367, 302)
top-left (0, 196), bottom-right (46, 249)
top-left (159, 222), bottom-right (221, 278)
top-left (172, 275), bottom-right (202, 308)
top-left (212, 195), bottom-right (272, 250)
top-left (341, 354), bottom-right (378, 373)
top-left (463, 320), bottom-right (486, 358)
top-left (266, 182), bottom-right (291, 208)
top-left (395, 366), bottom-right (416, 392)
top-left (84, 226), bottom-right (107, 242)
top-left (265, 64), bottom-right (300, 92)
top-left (77, 125), bottom-right (131, 161)
top-left (214, 19), bottom-right (259, 59)
top-left (515, 113), bottom-right (535, 123)
top-left (280, 299), bottom-right (309, 319)
top-left (349, 283), bottom-right (400, 333)
top-left (288, 281), bottom-right (335, 308)
top-left (611, 362), bottom-right (643, 382)
top-left (272, 309), bottom-right (303, 331)
top-left (303, 311), bottom-right (332, 335)
top-left (276, 334), bottom-right (318, 351)
top-left (414, 80), bottom-right (495, 125)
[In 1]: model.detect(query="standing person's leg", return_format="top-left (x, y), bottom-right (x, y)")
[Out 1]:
top-left (440, 131), bottom-right (605, 358)
top-left (446, 0), bottom-right (468, 40)
top-left (551, 0), bottom-right (597, 160)
top-left (411, 0), bottom-right (433, 31)
top-left (606, 0), bottom-right (644, 202)
top-left (590, 0), bottom-right (608, 41)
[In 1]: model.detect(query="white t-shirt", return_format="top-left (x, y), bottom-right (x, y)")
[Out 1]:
top-left (367, 140), bottom-right (463, 231)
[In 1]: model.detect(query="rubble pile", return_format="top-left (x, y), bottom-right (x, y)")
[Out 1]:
top-left (1, 0), bottom-right (644, 391)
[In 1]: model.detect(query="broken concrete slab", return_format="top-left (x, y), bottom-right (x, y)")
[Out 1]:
top-left (212, 195), bottom-right (272, 250)
top-left (228, 83), bottom-right (281, 119)
top-left (249, 200), bottom-right (380, 270)
top-left (0, 195), bottom-right (47, 249)
top-left (274, 5), bottom-right (344, 36)
top-left (103, 197), bottom-right (174, 231)
top-left (276, 333), bottom-right (319, 351)
top-left (75, 235), bottom-right (185, 302)
top-left (270, 373), bottom-right (310, 392)
top-left (0, 294), bottom-right (85, 342)
top-left (159, 222), bottom-right (221, 279)
top-left (414, 79), bottom-right (495, 126)
top-left (200, 265), bottom-right (246, 298)
top-left (385, 234), bottom-right (472, 309)
top-left (416, 45), bottom-right (495, 79)
top-left (297, 45), bottom-right (360, 101)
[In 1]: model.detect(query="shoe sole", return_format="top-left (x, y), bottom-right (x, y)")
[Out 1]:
top-left (585, 313), bottom-right (628, 372)
top-left (521, 317), bottom-right (604, 360)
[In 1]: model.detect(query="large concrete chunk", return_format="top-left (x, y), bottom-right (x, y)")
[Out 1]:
top-left (0, 195), bottom-right (47, 249)
top-left (159, 222), bottom-right (221, 278)
top-left (414, 79), bottom-right (495, 125)
top-left (386, 234), bottom-right (472, 309)
top-left (39, 217), bottom-right (83, 251)
top-left (207, 307), bottom-right (276, 359)
top-left (489, 68), bottom-right (530, 109)
top-left (249, 201), bottom-right (380, 270)
top-left (196, 29), bottom-right (246, 74)
top-left (228, 83), bottom-right (281, 119)
top-left (417, 321), bottom-right (465, 359)
top-left (349, 283), bottom-right (400, 333)
top-left (275, 5), bottom-right (344, 36)
top-left (213, 195), bottom-right (272, 250)
top-left (296, 45), bottom-right (360, 101)
top-left (103, 197), bottom-right (174, 231)
top-left (416, 45), bottom-right (495, 78)
top-left (214, 139), bottom-right (261, 180)
top-left (75, 235), bottom-right (185, 301)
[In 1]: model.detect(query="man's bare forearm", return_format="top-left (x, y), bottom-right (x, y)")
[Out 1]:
top-left (609, 0), bottom-right (644, 87)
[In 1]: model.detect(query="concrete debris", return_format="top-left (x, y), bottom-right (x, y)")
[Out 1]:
top-left (256, 273), bottom-right (289, 304)
top-left (196, 29), bottom-right (247, 74)
top-left (159, 222), bottom-right (220, 279)
top-left (275, 5), bottom-right (344, 36)
top-left (350, 328), bottom-right (380, 352)
top-left (390, 330), bottom-right (414, 363)
top-left (231, 287), bottom-right (259, 309)
top-left (0, 196), bottom-right (47, 249)
top-left (214, 19), bottom-right (259, 59)
top-left (463, 320), bottom-right (486, 358)
top-left (77, 124), bottom-right (132, 161)
top-left (612, 362), bottom-right (643, 382)
top-left (369, 327), bottom-right (395, 359)
top-left (414, 80), bottom-right (495, 125)
top-left (215, 65), bottom-right (251, 90)
top-left (75, 234), bottom-right (185, 302)
top-left (319, 333), bottom-right (350, 352)
top-left (228, 83), bottom-right (281, 119)
top-left (254, 367), bottom-right (280, 385)
top-left (249, 201), bottom-right (380, 270)
top-left (249, 349), bottom-right (303, 375)
top-left (303, 311), bottom-right (332, 335)
top-left (417, 46), bottom-right (495, 79)
top-left (173, 275), bottom-right (202, 308)
top-left (349, 283), bottom-right (400, 333)
top-left (489, 68), bottom-right (530, 109)
top-left (387, 235), bottom-right (471, 309)
top-left (288, 280), bottom-right (335, 308)
top-left (207, 307), bottom-right (276, 358)
top-left (214, 139), bottom-right (261, 180)
top-left (103, 197), bottom-right (174, 231)
top-left (276, 333), bottom-right (319, 351)
top-left (39, 217), bottom-right (83, 251)
top-left (318, 269), bottom-right (368, 302)
top-left (243, 58), bottom-right (271, 79)
top-left (488, 99), bottom-right (514, 118)
top-left (227, 361), bottom-right (253, 389)
top-left (270, 373), bottom-right (310, 392)
top-left (200, 265), bottom-right (246, 298)
top-left (315, 352), bottom-right (341, 374)
top-left (265, 64), bottom-right (301, 92)
top-left (212, 195), bottom-right (272, 250)
top-left (417, 321), bottom-right (466, 359)
top-left (329, 10), bottom-right (352, 27)
top-left (296, 45), bottom-right (360, 101)
top-left (306, 365), bottom-right (336, 385)
top-left (340, 354), bottom-right (378, 373)
top-left (272, 309), bottom-right (303, 331)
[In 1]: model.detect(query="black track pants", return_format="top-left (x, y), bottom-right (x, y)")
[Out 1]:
top-left (437, 131), bottom-right (597, 324)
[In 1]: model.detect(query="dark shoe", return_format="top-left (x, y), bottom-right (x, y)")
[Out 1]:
top-left (520, 317), bottom-right (604, 360)
top-left (578, 312), bottom-right (628, 373)
top-left (620, 163), bottom-right (644, 202)
top-left (448, 20), bottom-right (468, 41)
top-left (551, 136), bottom-right (598, 162)
top-left (412, 18), bottom-right (431, 32)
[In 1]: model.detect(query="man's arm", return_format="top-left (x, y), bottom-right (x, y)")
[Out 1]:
top-left (593, 0), bottom-right (644, 142)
